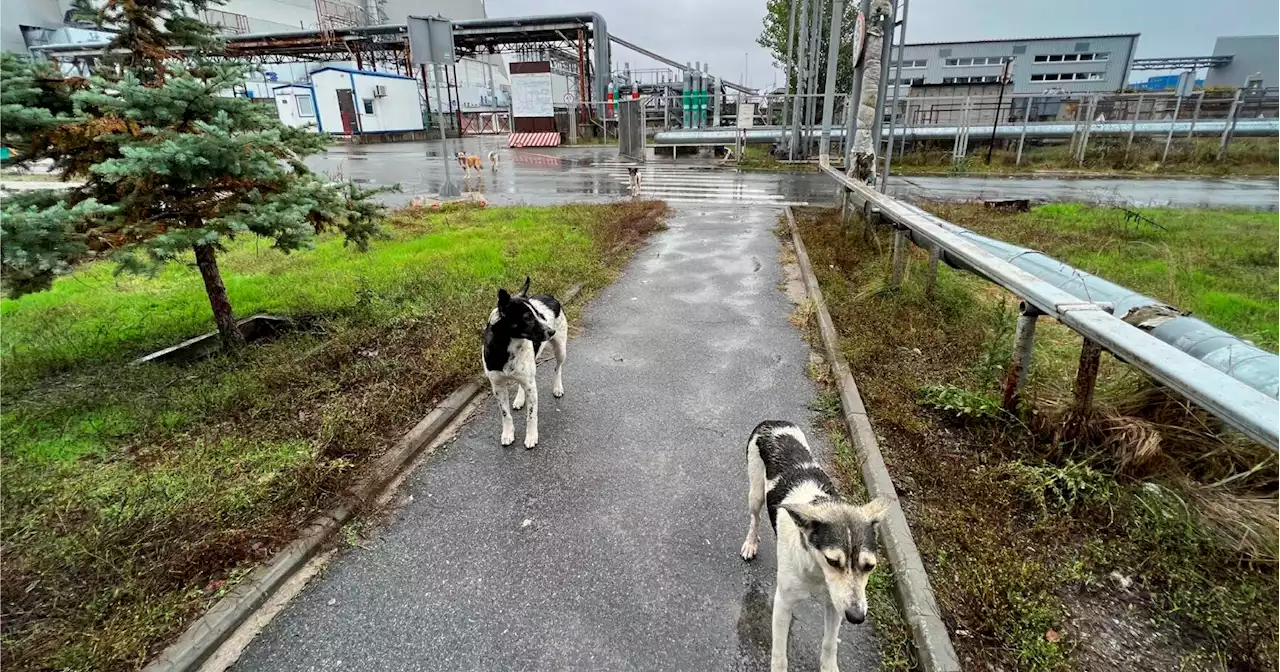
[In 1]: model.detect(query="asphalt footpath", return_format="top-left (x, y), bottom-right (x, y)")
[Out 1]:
top-left (232, 202), bottom-right (881, 671)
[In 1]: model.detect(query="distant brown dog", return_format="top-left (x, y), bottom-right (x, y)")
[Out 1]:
top-left (456, 151), bottom-right (484, 178)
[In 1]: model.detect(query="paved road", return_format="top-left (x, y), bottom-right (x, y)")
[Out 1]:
top-left (233, 202), bottom-right (881, 671)
top-left (7, 141), bottom-right (1275, 210)
top-left (297, 139), bottom-right (1280, 211)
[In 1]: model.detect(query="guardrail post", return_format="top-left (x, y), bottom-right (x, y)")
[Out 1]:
top-left (1001, 302), bottom-right (1041, 412)
top-left (924, 246), bottom-right (941, 298)
top-left (889, 227), bottom-right (908, 290)
top-left (1064, 336), bottom-right (1104, 440)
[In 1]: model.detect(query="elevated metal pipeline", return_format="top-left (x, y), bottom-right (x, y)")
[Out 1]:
top-left (820, 161), bottom-right (1279, 449)
top-left (652, 119), bottom-right (1279, 144)
top-left (894, 201), bottom-right (1280, 399)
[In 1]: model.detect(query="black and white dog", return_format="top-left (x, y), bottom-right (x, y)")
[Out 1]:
top-left (740, 421), bottom-right (888, 672)
top-left (482, 277), bottom-right (567, 449)
top-left (627, 165), bottom-right (642, 196)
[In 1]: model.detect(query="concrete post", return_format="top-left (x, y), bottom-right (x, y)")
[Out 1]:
top-left (889, 227), bottom-right (907, 289)
top-left (1001, 304), bottom-right (1041, 412)
top-left (1124, 93), bottom-right (1143, 162)
top-left (1064, 337), bottom-right (1104, 440)
top-left (871, 0), bottom-right (895, 189)
top-left (1076, 95), bottom-right (1097, 166)
top-left (844, 0), bottom-right (873, 170)
top-left (1160, 92), bottom-right (1184, 165)
top-left (1217, 89), bottom-right (1243, 161)
top-left (1016, 96), bottom-right (1033, 165)
top-left (1186, 90), bottom-right (1204, 138)
top-left (924, 245), bottom-right (940, 298)
top-left (818, 0), bottom-right (846, 157)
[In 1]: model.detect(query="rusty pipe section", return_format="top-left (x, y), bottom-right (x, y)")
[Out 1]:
top-left (819, 159), bottom-right (1279, 450)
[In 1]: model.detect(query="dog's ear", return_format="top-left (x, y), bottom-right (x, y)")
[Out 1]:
top-left (518, 276), bottom-right (531, 297)
top-left (858, 497), bottom-right (890, 525)
top-left (497, 288), bottom-right (511, 310)
top-left (780, 502), bottom-right (824, 532)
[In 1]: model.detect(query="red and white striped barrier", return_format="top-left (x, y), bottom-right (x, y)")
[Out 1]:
top-left (508, 132), bottom-right (561, 148)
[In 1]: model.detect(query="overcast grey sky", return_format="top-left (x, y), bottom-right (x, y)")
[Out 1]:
top-left (484, 0), bottom-right (1279, 89)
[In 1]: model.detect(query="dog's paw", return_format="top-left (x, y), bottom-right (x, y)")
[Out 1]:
top-left (740, 538), bottom-right (758, 561)
top-left (500, 428), bottom-right (515, 446)
top-left (512, 399), bottom-right (525, 411)
top-left (524, 433), bottom-right (538, 449)
top-left (552, 387), bottom-right (564, 398)
top-left (819, 663), bottom-right (839, 672)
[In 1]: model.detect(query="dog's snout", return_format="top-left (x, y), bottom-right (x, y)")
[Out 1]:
top-left (545, 329), bottom-right (556, 338)
top-left (844, 608), bottom-right (866, 624)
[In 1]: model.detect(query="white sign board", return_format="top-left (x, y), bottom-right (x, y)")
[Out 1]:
top-left (511, 72), bottom-right (554, 117)
top-left (736, 102), bottom-right (756, 128)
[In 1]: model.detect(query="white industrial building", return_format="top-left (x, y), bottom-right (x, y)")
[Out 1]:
top-left (272, 83), bottom-right (322, 131)
top-left (4, 0), bottom-right (509, 114)
top-left (308, 67), bottom-right (424, 135)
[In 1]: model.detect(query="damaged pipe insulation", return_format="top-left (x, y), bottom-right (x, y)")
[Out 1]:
top-left (821, 162), bottom-right (1278, 448)
top-left (651, 118), bottom-right (1280, 144)
top-left (892, 201), bottom-right (1280, 400)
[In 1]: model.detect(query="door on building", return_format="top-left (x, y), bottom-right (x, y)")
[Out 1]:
top-left (336, 89), bottom-right (360, 135)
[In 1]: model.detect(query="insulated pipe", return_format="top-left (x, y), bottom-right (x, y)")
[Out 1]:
top-left (897, 206), bottom-right (1280, 400)
top-left (651, 119), bottom-right (1280, 144)
top-left (820, 160), bottom-right (1280, 449)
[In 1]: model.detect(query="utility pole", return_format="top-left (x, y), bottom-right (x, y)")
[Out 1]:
top-left (985, 56), bottom-right (1013, 165)
top-left (788, 0), bottom-right (812, 160)
top-left (779, 0), bottom-right (799, 139)
top-left (818, 0), bottom-right (846, 157)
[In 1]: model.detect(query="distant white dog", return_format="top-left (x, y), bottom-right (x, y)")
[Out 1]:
top-left (627, 166), bottom-right (642, 196)
top-left (488, 150), bottom-right (499, 171)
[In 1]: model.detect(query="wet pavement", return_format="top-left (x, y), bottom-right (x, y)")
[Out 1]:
top-left (303, 138), bottom-right (1279, 211)
top-left (232, 202), bottom-right (880, 671)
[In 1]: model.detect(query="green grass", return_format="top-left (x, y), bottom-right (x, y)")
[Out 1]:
top-left (0, 201), bottom-right (667, 671)
top-left (892, 137), bottom-right (1279, 177)
top-left (928, 202), bottom-right (1279, 351)
top-left (736, 144), bottom-right (819, 173)
top-left (792, 205), bottom-right (1278, 671)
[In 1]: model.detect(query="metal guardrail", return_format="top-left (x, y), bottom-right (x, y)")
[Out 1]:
top-left (816, 157), bottom-right (1280, 450)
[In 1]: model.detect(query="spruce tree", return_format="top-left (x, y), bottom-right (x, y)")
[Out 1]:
top-left (0, 0), bottom-right (383, 346)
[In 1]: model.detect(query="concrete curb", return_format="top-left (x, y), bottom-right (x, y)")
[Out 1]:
top-left (784, 207), bottom-right (961, 672)
top-left (143, 284), bottom-right (583, 672)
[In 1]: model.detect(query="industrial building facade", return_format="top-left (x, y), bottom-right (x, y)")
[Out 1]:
top-left (889, 34), bottom-right (1140, 95)
top-left (1204, 35), bottom-right (1279, 90)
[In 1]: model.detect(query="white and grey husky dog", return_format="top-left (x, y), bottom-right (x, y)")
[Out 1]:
top-left (482, 277), bottom-right (568, 449)
top-left (740, 420), bottom-right (889, 672)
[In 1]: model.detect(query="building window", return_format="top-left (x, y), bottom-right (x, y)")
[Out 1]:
top-left (894, 77), bottom-right (925, 86)
top-left (944, 56), bottom-right (1005, 67)
top-left (1034, 52), bottom-right (1109, 63)
top-left (296, 94), bottom-right (315, 117)
top-left (1012, 45), bottom-right (1027, 55)
top-left (362, 98), bottom-right (375, 114)
top-left (1031, 72), bottom-right (1106, 82)
top-left (901, 59), bottom-right (927, 68)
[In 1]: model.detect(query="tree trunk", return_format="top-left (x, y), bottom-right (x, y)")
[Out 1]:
top-left (193, 243), bottom-right (245, 348)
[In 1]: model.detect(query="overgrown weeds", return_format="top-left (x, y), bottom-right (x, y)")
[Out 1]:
top-left (792, 203), bottom-right (1278, 671)
top-left (0, 201), bottom-right (667, 671)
